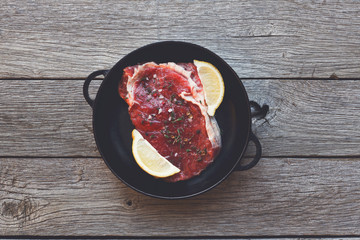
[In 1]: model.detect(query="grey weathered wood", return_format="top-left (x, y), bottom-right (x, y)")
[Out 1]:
top-left (1, 0), bottom-right (360, 238)
top-left (1, 157), bottom-right (360, 236)
top-left (0, 80), bottom-right (360, 157)
top-left (4, 236), bottom-right (360, 240)
top-left (245, 79), bottom-right (360, 157)
top-left (1, 0), bottom-right (360, 79)
top-left (4, 237), bottom-right (360, 240)
top-left (0, 80), bottom-right (99, 157)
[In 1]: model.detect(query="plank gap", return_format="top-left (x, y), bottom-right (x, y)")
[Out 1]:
top-left (1, 235), bottom-right (360, 239)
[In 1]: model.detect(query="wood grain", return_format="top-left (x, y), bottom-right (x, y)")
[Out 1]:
top-left (0, 0), bottom-right (359, 79)
top-left (0, 80), bottom-right (99, 157)
top-left (0, 80), bottom-right (359, 157)
top-left (1, 0), bottom-right (360, 238)
top-left (1, 157), bottom-right (359, 236)
top-left (245, 79), bottom-right (360, 157)
top-left (2, 239), bottom-right (360, 240)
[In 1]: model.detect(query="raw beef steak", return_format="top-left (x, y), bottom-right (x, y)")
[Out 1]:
top-left (119, 62), bottom-right (221, 182)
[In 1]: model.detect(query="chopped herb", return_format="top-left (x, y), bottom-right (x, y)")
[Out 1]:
top-left (170, 93), bottom-right (176, 102)
top-left (141, 120), bottom-right (145, 125)
top-left (150, 134), bottom-right (156, 139)
top-left (145, 132), bottom-right (149, 136)
top-left (173, 135), bottom-right (180, 144)
top-left (145, 87), bottom-right (152, 94)
top-left (188, 134), bottom-right (195, 141)
top-left (172, 116), bottom-right (184, 123)
top-left (204, 148), bottom-right (207, 155)
top-left (170, 111), bottom-right (175, 119)
top-left (186, 149), bottom-right (191, 152)
top-left (196, 129), bottom-right (201, 134)
top-left (167, 82), bottom-right (173, 89)
top-left (124, 96), bottom-right (128, 99)
top-left (176, 99), bottom-right (184, 105)
top-left (199, 100), bottom-right (202, 104)
top-left (196, 156), bottom-right (202, 162)
top-left (164, 134), bottom-right (170, 139)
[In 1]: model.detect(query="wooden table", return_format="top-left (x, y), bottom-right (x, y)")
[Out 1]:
top-left (1, 0), bottom-right (360, 238)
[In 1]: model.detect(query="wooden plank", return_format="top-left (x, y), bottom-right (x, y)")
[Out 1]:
top-left (0, 0), bottom-right (359, 79)
top-left (245, 79), bottom-right (360, 157)
top-left (1, 157), bottom-right (359, 236)
top-left (1, 79), bottom-right (360, 157)
top-left (2, 239), bottom-right (360, 240)
top-left (0, 80), bottom-right (98, 157)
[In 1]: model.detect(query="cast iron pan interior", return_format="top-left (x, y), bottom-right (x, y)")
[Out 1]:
top-left (92, 41), bottom-right (251, 199)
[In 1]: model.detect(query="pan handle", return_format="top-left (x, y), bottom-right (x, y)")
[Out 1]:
top-left (235, 131), bottom-right (262, 171)
top-left (83, 70), bottom-right (109, 108)
top-left (235, 101), bottom-right (268, 171)
top-left (249, 101), bottom-right (269, 119)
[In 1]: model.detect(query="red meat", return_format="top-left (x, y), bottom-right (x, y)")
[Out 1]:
top-left (119, 62), bottom-right (221, 182)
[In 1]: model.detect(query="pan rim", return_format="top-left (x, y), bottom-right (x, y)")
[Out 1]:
top-left (91, 40), bottom-right (252, 199)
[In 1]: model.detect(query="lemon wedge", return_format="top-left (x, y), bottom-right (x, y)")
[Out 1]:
top-left (194, 60), bottom-right (225, 116)
top-left (132, 129), bottom-right (180, 178)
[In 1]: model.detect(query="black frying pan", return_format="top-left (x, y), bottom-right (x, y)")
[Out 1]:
top-left (83, 41), bottom-right (268, 199)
